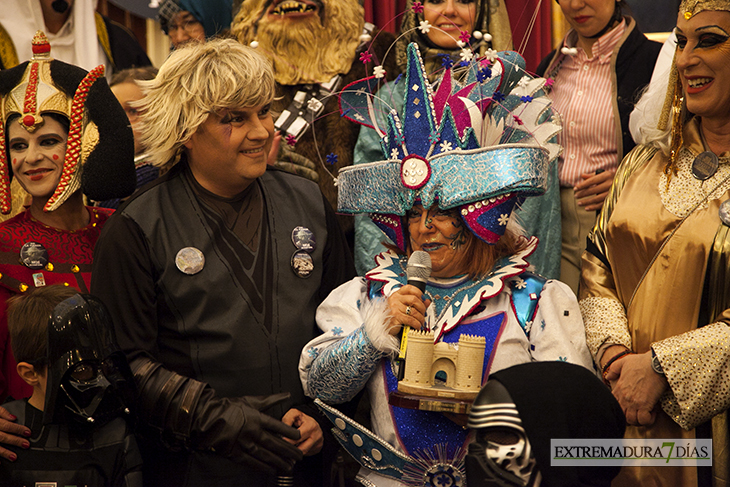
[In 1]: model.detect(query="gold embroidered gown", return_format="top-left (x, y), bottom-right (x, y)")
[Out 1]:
top-left (580, 118), bottom-right (730, 487)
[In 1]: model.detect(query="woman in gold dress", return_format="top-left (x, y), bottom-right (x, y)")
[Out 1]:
top-left (580, 1), bottom-right (730, 485)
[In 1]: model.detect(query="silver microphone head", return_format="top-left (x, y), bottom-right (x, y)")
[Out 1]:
top-left (407, 250), bottom-right (432, 285)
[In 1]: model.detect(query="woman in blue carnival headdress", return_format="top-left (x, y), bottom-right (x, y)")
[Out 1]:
top-left (353, 0), bottom-right (563, 282)
top-left (299, 42), bottom-right (594, 487)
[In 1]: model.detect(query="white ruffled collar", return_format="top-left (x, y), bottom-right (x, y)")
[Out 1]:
top-left (366, 236), bottom-right (537, 339)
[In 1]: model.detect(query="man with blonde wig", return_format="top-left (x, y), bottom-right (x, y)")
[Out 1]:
top-left (232, 0), bottom-right (398, 243)
top-left (90, 38), bottom-right (355, 486)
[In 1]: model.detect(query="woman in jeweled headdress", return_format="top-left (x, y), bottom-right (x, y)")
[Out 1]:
top-left (352, 0), bottom-right (564, 283)
top-left (581, 1), bottom-right (730, 485)
top-left (299, 42), bottom-right (594, 487)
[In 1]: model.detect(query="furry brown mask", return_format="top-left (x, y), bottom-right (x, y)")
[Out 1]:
top-left (232, 0), bottom-right (364, 85)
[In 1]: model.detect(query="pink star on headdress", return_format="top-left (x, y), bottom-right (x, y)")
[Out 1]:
top-left (412, 2), bottom-right (424, 13)
top-left (359, 51), bottom-right (373, 64)
top-left (544, 78), bottom-right (555, 88)
top-left (285, 134), bottom-right (297, 146)
top-left (459, 30), bottom-right (471, 43)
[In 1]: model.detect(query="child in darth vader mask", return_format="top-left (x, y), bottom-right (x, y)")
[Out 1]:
top-left (42, 290), bottom-right (137, 426)
top-left (0, 285), bottom-right (142, 486)
top-left (466, 362), bottom-right (625, 487)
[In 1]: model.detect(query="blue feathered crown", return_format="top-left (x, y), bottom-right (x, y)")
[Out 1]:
top-left (336, 43), bottom-right (561, 249)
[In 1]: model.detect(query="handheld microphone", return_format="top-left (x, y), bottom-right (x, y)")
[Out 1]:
top-left (406, 250), bottom-right (431, 293)
top-left (395, 251), bottom-right (432, 380)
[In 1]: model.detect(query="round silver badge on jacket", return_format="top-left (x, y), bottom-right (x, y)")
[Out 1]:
top-left (176, 247), bottom-right (205, 275)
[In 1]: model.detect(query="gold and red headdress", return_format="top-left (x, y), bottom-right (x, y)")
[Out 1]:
top-left (0, 31), bottom-right (136, 214)
top-left (679, 0), bottom-right (730, 19)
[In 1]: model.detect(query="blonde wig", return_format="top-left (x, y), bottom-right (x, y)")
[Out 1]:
top-left (231, 0), bottom-right (364, 85)
top-left (135, 38), bottom-right (275, 170)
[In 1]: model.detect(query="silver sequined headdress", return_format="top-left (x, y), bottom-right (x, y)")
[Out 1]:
top-left (336, 43), bottom-right (561, 249)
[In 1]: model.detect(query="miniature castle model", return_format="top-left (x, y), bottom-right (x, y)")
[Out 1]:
top-left (398, 330), bottom-right (486, 401)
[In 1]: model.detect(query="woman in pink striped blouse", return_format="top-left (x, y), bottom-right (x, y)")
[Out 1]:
top-left (536, 0), bottom-right (661, 294)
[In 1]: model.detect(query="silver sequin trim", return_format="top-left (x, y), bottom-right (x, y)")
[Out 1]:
top-left (308, 326), bottom-right (386, 404)
top-left (355, 476), bottom-right (377, 487)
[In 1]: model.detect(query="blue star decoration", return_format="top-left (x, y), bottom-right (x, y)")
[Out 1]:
top-left (307, 347), bottom-right (319, 359)
top-left (493, 90), bottom-right (505, 103)
top-left (476, 67), bottom-right (492, 82)
top-left (425, 464), bottom-right (462, 487)
top-left (540, 319), bottom-right (546, 331)
top-left (332, 326), bottom-right (343, 336)
top-left (435, 473), bottom-right (451, 486)
top-left (520, 95), bottom-right (534, 103)
top-left (477, 67), bottom-right (492, 83)
top-left (326, 153), bottom-right (338, 166)
top-left (458, 60), bottom-right (469, 67)
top-left (439, 54), bottom-right (454, 69)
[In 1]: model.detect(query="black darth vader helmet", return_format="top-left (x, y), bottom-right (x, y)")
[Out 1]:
top-left (43, 294), bottom-right (136, 426)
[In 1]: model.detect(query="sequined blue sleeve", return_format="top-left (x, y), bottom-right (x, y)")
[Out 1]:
top-left (307, 326), bottom-right (386, 404)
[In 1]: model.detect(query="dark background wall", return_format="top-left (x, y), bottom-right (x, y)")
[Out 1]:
top-left (625, 0), bottom-right (680, 33)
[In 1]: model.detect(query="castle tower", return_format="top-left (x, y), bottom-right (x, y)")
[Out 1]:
top-left (402, 329), bottom-right (434, 386)
top-left (454, 334), bottom-right (486, 391)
